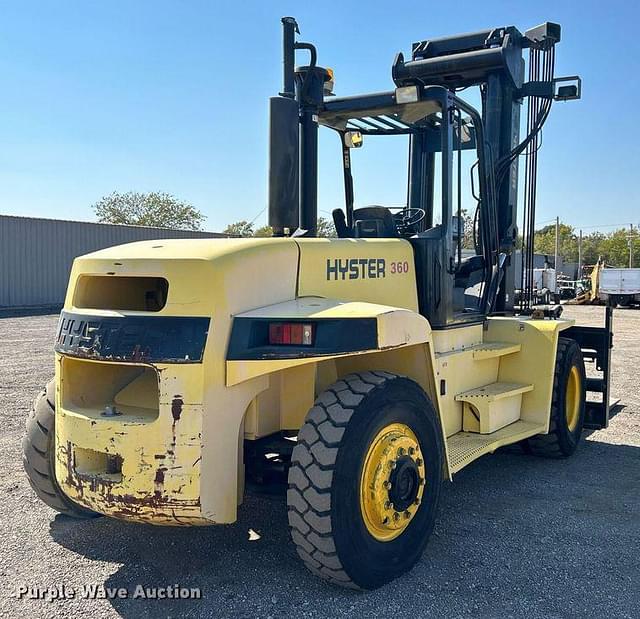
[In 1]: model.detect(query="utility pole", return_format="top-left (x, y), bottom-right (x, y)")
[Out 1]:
top-left (554, 216), bottom-right (560, 273)
top-left (578, 228), bottom-right (582, 280)
top-left (630, 224), bottom-right (634, 269)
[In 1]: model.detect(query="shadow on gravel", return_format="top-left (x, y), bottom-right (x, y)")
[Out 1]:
top-left (48, 439), bottom-right (640, 619)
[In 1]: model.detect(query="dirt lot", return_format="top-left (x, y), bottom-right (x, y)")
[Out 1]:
top-left (0, 306), bottom-right (638, 618)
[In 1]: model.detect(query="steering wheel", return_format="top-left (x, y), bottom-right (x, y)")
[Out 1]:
top-left (393, 208), bottom-right (426, 234)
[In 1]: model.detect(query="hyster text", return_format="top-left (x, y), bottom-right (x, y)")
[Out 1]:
top-left (326, 258), bottom-right (386, 280)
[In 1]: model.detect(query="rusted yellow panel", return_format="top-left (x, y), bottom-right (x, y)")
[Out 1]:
top-left (57, 238), bottom-right (300, 525)
top-left (56, 398), bottom-right (206, 524)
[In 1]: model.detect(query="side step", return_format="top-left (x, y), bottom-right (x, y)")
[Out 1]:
top-left (435, 341), bottom-right (521, 360)
top-left (447, 420), bottom-right (545, 474)
top-left (455, 382), bottom-right (533, 434)
top-left (471, 342), bottom-right (521, 360)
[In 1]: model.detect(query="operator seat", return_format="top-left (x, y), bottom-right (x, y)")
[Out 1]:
top-left (332, 206), bottom-right (398, 239)
top-left (453, 254), bottom-right (486, 312)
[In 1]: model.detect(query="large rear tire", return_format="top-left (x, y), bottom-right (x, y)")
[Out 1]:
top-left (523, 338), bottom-right (586, 457)
top-left (22, 380), bottom-right (100, 519)
top-left (287, 371), bottom-right (443, 589)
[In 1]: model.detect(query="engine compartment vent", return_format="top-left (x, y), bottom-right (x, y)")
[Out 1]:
top-left (73, 276), bottom-right (168, 312)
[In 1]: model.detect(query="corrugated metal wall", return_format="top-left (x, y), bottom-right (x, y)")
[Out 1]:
top-left (0, 215), bottom-right (227, 308)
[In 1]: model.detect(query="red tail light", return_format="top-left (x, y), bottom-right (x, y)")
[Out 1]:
top-left (268, 323), bottom-right (314, 346)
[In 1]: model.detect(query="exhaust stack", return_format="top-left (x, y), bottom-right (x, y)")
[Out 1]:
top-left (268, 17), bottom-right (327, 237)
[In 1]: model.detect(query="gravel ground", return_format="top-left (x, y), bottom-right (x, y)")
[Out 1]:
top-left (0, 306), bottom-right (638, 618)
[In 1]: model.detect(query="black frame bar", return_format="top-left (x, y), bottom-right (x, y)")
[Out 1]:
top-left (564, 306), bottom-right (614, 429)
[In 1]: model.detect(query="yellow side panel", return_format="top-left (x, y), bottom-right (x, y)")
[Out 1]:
top-left (485, 317), bottom-right (575, 430)
top-left (295, 238), bottom-right (419, 311)
top-left (436, 352), bottom-right (500, 437)
top-left (431, 325), bottom-right (496, 438)
top-left (280, 364), bottom-right (316, 430)
top-left (243, 365), bottom-right (316, 439)
top-left (226, 298), bottom-right (431, 387)
top-left (334, 344), bottom-right (453, 478)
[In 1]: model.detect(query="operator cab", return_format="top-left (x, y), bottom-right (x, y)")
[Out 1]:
top-left (332, 206), bottom-right (426, 239)
top-left (318, 86), bottom-right (495, 327)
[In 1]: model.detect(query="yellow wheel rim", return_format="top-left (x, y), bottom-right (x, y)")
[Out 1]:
top-left (565, 365), bottom-right (582, 432)
top-left (359, 422), bottom-right (426, 542)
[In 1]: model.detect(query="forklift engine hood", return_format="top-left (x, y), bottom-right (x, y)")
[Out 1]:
top-left (54, 236), bottom-right (427, 525)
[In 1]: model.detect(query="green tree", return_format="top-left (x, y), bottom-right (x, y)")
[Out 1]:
top-left (460, 208), bottom-right (475, 250)
top-left (316, 217), bottom-right (337, 238)
top-left (598, 228), bottom-right (640, 267)
top-left (93, 191), bottom-right (205, 230)
top-left (223, 220), bottom-right (255, 237)
top-left (223, 218), bottom-right (336, 238)
top-left (254, 225), bottom-right (273, 237)
top-left (579, 231), bottom-right (606, 268)
top-left (534, 222), bottom-right (578, 262)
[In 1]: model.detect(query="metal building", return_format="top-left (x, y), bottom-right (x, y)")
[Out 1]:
top-left (0, 215), bottom-right (227, 308)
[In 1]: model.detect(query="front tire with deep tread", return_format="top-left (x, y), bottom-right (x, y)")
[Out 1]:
top-left (523, 337), bottom-right (586, 458)
top-left (22, 380), bottom-right (100, 519)
top-left (287, 371), bottom-right (443, 590)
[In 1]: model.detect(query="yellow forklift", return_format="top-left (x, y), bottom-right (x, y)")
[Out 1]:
top-left (23, 17), bottom-right (613, 589)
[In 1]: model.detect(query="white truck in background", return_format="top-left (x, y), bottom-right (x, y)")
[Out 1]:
top-left (530, 267), bottom-right (560, 304)
top-left (599, 268), bottom-right (640, 307)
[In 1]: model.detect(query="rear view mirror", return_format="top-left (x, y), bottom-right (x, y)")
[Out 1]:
top-left (344, 131), bottom-right (363, 149)
top-left (452, 215), bottom-right (464, 241)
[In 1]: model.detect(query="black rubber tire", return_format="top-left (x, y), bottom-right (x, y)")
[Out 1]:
top-left (22, 380), bottom-right (100, 519)
top-left (287, 371), bottom-right (443, 590)
top-left (523, 338), bottom-right (586, 458)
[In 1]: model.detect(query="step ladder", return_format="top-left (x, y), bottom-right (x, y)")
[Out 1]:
top-left (455, 382), bottom-right (533, 434)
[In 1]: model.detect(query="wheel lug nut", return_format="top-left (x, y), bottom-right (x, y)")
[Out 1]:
top-left (419, 478), bottom-right (426, 486)
top-left (383, 516), bottom-right (389, 524)
top-left (389, 461), bottom-right (397, 470)
top-left (384, 501), bottom-right (392, 510)
top-left (404, 510), bottom-right (411, 519)
top-left (393, 512), bottom-right (400, 521)
top-left (383, 480), bottom-right (391, 489)
top-left (414, 498), bottom-right (421, 506)
top-left (416, 457), bottom-right (423, 467)
top-left (397, 447), bottom-right (405, 456)
top-left (408, 447), bottom-right (415, 455)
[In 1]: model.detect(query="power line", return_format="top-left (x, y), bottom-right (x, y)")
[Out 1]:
top-left (248, 206), bottom-right (267, 225)
top-left (535, 220), bottom-right (640, 231)
top-left (575, 222), bottom-right (640, 230)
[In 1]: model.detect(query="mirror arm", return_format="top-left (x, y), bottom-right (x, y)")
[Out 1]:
top-left (455, 108), bottom-right (463, 272)
top-left (341, 134), bottom-right (355, 228)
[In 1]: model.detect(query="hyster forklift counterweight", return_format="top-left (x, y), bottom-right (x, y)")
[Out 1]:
top-left (23, 17), bottom-right (614, 589)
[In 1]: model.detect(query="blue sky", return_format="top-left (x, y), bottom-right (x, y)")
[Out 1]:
top-left (0, 1), bottom-right (638, 233)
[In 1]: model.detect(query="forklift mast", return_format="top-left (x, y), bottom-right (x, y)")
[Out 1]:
top-left (394, 23), bottom-right (579, 312)
top-left (268, 18), bottom-right (580, 314)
